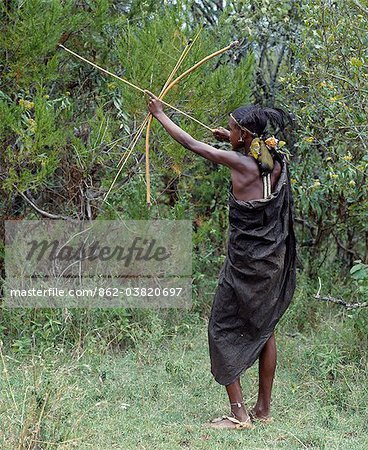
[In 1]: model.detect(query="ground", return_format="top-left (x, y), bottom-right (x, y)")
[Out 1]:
top-left (1, 320), bottom-right (367, 449)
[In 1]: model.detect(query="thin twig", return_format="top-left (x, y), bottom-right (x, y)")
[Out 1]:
top-left (15, 187), bottom-right (76, 221)
top-left (315, 295), bottom-right (368, 309)
top-left (315, 277), bottom-right (367, 309)
top-left (103, 118), bottom-right (149, 202)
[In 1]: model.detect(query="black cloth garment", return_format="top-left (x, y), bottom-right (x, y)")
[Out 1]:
top-left (208, 159), bottom-right (296, 386)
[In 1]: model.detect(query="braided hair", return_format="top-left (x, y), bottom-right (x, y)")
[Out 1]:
top-left (231, 104), bottom-right (291, 139)
top-left (230, 104), bottom-right (292, 182)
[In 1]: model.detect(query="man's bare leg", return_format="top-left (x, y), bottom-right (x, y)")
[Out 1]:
top-left (226, 378), bottom-right (252, 422)
top-left (208, 378), bottom-right (253, 428)
top-left (251, 332), bottom-right (276, 419)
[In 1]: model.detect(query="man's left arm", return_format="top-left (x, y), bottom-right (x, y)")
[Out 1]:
top-left (147, 92), bottom-right (239, 168)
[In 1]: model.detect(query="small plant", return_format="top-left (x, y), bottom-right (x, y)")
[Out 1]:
top-left (350, 260), bottom-right (368, 301)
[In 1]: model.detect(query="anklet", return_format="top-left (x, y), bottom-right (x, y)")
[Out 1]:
top-left (230, 401), bottom-right (244, 408)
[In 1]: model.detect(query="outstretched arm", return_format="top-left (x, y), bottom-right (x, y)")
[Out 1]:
top-left (146, 91), bottom-right (239, 168)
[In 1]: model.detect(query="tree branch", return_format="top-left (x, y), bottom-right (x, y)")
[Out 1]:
top-left (314, 276), bottom-right (367, 309)
top-left (16, 187), bottom-right (76, 222)
top-left (314, 294), bottom-right (368, 309)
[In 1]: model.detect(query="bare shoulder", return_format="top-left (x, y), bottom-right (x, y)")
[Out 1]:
top-left (231, 152), bottom-right (260, 176)
top-left (226, 150), bottom-right (248, 164)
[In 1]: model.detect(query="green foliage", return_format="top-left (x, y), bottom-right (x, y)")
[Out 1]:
top-left (1, 0), bottom-right (367, 357)
top-left (278, 0), bottom-right (368, 271)
top-left (1, 4), bottom-right (367, 447)
top-left (219, 0), bottom-right (368, 273)
top-left (1, 0), bottom-right (253, 221)
top-left (350, 260), bottom-right (368, 300)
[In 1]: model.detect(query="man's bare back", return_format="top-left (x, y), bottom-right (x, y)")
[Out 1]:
top-left (230, 153), bottom-right (282, 201)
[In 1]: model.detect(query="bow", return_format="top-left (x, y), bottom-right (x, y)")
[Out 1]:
top-left (58, 37), bottom-right (239, 207)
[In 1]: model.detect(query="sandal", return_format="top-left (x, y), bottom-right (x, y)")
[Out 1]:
top-left (207, 411), bottom-right (254, 430)
top-left (207, 415), bottom-right (254, 429)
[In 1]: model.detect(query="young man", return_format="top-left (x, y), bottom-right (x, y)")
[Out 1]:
top-left (147, 92), bottom-right (296, 430)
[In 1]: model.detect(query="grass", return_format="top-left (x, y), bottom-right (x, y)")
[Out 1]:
top-left (1, 309), bottom-right (367, 450)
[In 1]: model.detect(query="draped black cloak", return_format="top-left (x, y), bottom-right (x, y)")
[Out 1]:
top-left (208, 159), bottom-right (296, 386)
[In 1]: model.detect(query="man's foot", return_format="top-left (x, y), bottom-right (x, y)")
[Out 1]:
top-left (207, 412), bottom-right (254, 429)
top-left (249, 407), bottom-right (273, 423)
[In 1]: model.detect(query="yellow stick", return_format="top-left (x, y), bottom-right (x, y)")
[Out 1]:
top-left (58, 44), bottom-right (145, 93)
top-left (103, 117), bottom-right (149, 202)
top-left (145, 37), bottom-right (194, 207)
top-left (144, 122), bottom-right (151, 207)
